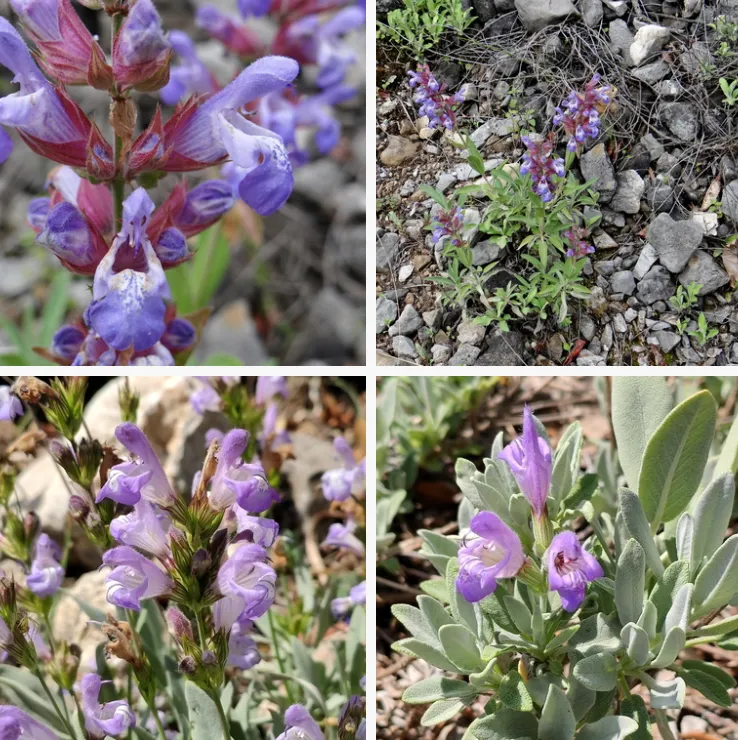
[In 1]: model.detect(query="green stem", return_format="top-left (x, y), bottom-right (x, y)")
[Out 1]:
top-left (531, 511), bottom-right (553, 555)
top-left (654, 709), bottom-right (677, 740)
top-left (267, 609), bottom-right (295, 703)
top-left (196, 609), bottom-right (208, 651)
top-left (207, 688), bottom-right (231, 740)
top-left (111, 11), bottom-right (125, 233)
top-left (35, 669), bottom-right (77, 739)
top-left (143, 693), bottom-right (168, 740)
top-left (617, 673), bottom-right (631, 699)
top-left (590, 515), bottom-right (616, 567)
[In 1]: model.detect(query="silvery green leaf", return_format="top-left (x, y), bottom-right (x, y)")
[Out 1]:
top-left (648, 677), bottom-right (686, 709)
top-left (418, 595), bottom-right (455, 637)
top-left (491, 431), bottom-right (505, 458)
top-left (618, 490), bottom-right (664, 576)
top-left (637, 390), bottom-right (717, 530)
top-left (690, 473), bottom-right (734, 573)
top-left (550, 422), bottom-right (583, 505)
top-left (446, 558), bottom-right (479, 636)
top-left (470, 658), bottom-right (502, 688)
top-left (649, 560), bottom-right (690, 629)
top-left (480, 591), bottom-right (518, 634)
top-left (569, 614), bottom-right (621, 655)
top-left (392, 637), bottom-right (461, 672)
top-left (439, 624), bottom-right (484, 673)
top-left (467, 708), bottom-right (538, 740)
top-left (664, 583), bottom-right (693, 633)
top-left (620, 623), bottom-right (650, 666)
top-left (509, 494), bottom-right (533, 535)
top-left (576, 716), bottom-right (638, 740)
top-left (565, 675), bottom-right (595, 722)
top-left (526, 676), bottom-right (559, 707)
top-left (420, 578), bottom-right (448, 602)
top-left (485, 459), bottom-right (517, 502)
top-left (615, 539), bottom-right (645, 627)
top-left (675, 513), bottom-right (693, 564)
top-left (403, 676), bottom-right (476, 704)
top-left (651, 625), bottom-right (685, 668)
top-left (459, 496), bottom-right (477, 530)
top-left (693, 534), bottom-right (738, 617)
top-left (391, 604), bottom-right (439, 646)
top-left (581, 688), bottom-right (617, 724)
top-left (712, 410), bottom-right (738, 480)
top-left (456, 458), bottom-right (487, 511)
top-left (421, 699), bottom-right (467, 727)
top-left (572, 653), bottom-right (618, 691)
top-left (503, 596), bottom-right (532, 635)
top-left (498, 670), bottom-right (533, 712)
top-left (636, 600), bottom-right (657, 640)
top-left (620, 695), bottom-right (651, 740)
top-left (612, 377), bottom-right (673, 492)
top-left (531, 610), bottom-right (546, 645)
top-left (187, 683), bottom-right (224, 740)
top-left (680, 660), bottom-right (735, 707)
top-left (544, 625), bottom-right (580, 655)
top-left (538, 685), bottom-right (576, 740)
top-left (419, 529), bottom-right (459, 557)
top-left (426, 553), bottom-right (452, 575)
top-left (0, 668), bottom-right (70, 736)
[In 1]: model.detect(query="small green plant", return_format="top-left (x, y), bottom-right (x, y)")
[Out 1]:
top-left (668, 281), bottom-right (701, 314)
top-left (711, 15), bottom-right (738, 56)
top-left (719, 77), bottom-right (738, 105)
top-left (688, 311), bottom-right (719, 346)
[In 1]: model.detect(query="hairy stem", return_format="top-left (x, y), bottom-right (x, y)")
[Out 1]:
top-left (111, 10), bottom-right (125, 233)
top-left (207, 688), bottom-right (231, 740)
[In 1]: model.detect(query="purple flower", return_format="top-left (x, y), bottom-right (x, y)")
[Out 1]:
top-left (190, 379), bottom-right (222, 415)
top-left (564, 226), bottom-right (595, 259)
top-left (0, 707), bottom-right (58, 740)
top-left (276, 705), bottom-right (325, 740)
top-left (195, 5), bottom-right (266, 57)
top-left (213, 544), bottom-right (277, 629)
top-left (546, 531), bottom-right (603, 611)
top-left (261, 403), bottom-right (291, 450)
top-left (0, 386), bottom-right (23, 421)
top-left (0, 616), bottom-right (11, 647)
top-left (520, 137), bottom-right (565, 203)
top-left (331, 581), bottom-right (366, 619)
top-left (227, 619), bottom-right (261, 669)
top-left (255, 376), bottom-right (288, 405)
top-left (208, 429), bottom-right (279, 512)
top-left (110, 500), bottom-right (171, 558)
top-left (233, 511), bottom-right (280, 547)
top-left (81, 673), bottom-right (136, 739)
top-left (159, 31), bottom-right (217, 106)
top-left (0, 128), bottom-right (12, 164)
top-left (553, 75), bottom-right (613, 153)
top-left (498, 406), bottom-right (552, 518)
top-left (431, 206), bottom-right (465, 247)
top-left (102, 546), bottom-right (174, 611)
top-left (27, 197), bottom-right (50, 233)
top-left (322, 438), bottom-right (365, 502)
top-left (238, 0), bottom-right (271, 17)
top-left (86, 188), bottom-right (170, 353)
top-left (456, 512), bottom-right (525, 603)
top-left (407, 64), bottom-right (461, 129)
top-left (97, 423), bottom-right (175, 508)
top-left (172, 180), bottom-right (235, 237)
top-left (322, 519), bottom-right (364, 556)
top-left (160, 318), bottom-right (196, 354)
top-left (26, 534), bottom-right (64, 598)
top-left (50, 326), bottom-right (86, 363)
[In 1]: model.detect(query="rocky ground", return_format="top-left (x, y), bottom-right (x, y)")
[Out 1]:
top-left (376, 0), bottom-right (738, 366)
top-left (0, 0), bottom-right (366, 366)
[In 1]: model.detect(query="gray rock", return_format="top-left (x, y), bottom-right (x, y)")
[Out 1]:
top-left (476, 331), bottom-right (524, 365)
top-left (453, 163), bottom-right (478, 181)
top-left (471, 240), bottom-right (501, 266)
top-left (678, 252), bottom-right (730, 295)
top-left (637, 265), bottom-right (675, 305)
top-left (514, 0), bottom-right (577, 31)
top-left (647, 182), bottom-right (675, 213)
top-left (721, 155), bottom-right (738, 184)
top-left (0, 257), bottom-right (40, 298)
top-left (377, 232), bottom-right (400, 273)
top-left (448, 343), bottom-right (482, 366)
top-left (594, 231), bottom-right (618, 250)
top-left (581, 0), bottom-right (603, 26)
top-left (609, 19), bottom-right (634, 57)
top-left (576, 351), bottom-right (607, 366)
top-left (654, 79), bottom-right (683, 98)
top-left (432, 344), bottom-right (452, 364)
top-left (723, 180), bottom-right (738, 222)
top-left (404, 219), bottom-right (424, 241)
top-left (613, 313), bottom-right (628, 333)
top-left (470, 118), bottom-right (515, 147)
top-left (423, 309), bottom-right (442, 330)
top-left (603, 0), bottom-right (627, 14)
top-left (595, 260), bottom-right (618, 276)
top-left (457, 320), bottom-right (487, 345)
top-left (462, 208), bottom-right (482, 246)
top-left (648, 213), bottom-right (703, 273)
top-left (580, 144), bottom-right (617, 202)
top-left (625, 308), bottom-right (638, 322)
top-left (632, 60), bottom-right (671, 84)
top-left (681, 41), bottom-right (713, 76)
top-left (655, 330), bottom-right (681, 352)
top-left (197, 300), bottom-right (268, 365)
top-left (375, 295), bottom-right (398, 333)
top-left (611, 270), bottom-right (636, 295)
top-left (392, 335), bottom-right (417, 359)
top-left (398, 264), bottom-right (414, 282)
top-left (610, 170), bottom-right (645, 214)
top-left (641, 133), bottom-right (665, 161)
top-left (661, 103), bottom-right (700, 141)
top-left (633, 243), bottom-right (659, 279)
top-left (472, 0), bottom-right (496, 22)
top-left (395, 304), bottom-right (424, 335)
top-left (579, 315), bottom-right (597, 341)
top-left (630, 24), bottom-right (671, 66)
top-left (436, 173), bottom-right (456, 192)
top-left (400, 179), bottom-right (417, 197)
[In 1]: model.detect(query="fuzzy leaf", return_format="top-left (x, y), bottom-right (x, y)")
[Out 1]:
top-left (572, 653), bottom-right (617, 692)
top-left (651, 626), bottom-right (685, 669)
top-left (568, 613), bottom-right (620, 655)
top-left (618, 490), bottom-right (664, 577)
top-left (691, 473), bottom-right (734, 572)
top-left (649, 561), bottom-right (690, 629)
top-left (503, 596), bottom-right (532, 636)
top-left (550, 423), bottom-right (583, 505)
top-left (648, 677), bottom-right (685, 709)
top-left (681, 669), bottom-right (732, 707)
top-left (615, 539), bottom-right (645, 626)
top-left (391, 604), bottom-right (438, 645)
top-left (446, 557), bottom-right (479, 636)
top-left (421, 698), bottom-right (467, 726)
top-left (439, 624), bottom-right (483, 673)
top-left (576, 716), bottom-right (638, 740)
top-left (620, 623), bottom-right (650, 667)
top-left (620, 695), bottom-right (651, 740)
top-left (403, 677), bottom-right (475, 704)
top-left (468, 709), bottom-right (538, 740)
top-left (498, 670), bottom-right (533, 712)
top-left (392, 637), bottom-right (461, 673)
top-left (693, 534), bottom-right (738, 617)
top-left (187, 683), bottom-right (224, 740)
top-left (418, 595), bottom-right (455, 637)
top-left (538, 685), bottom-right (576, 740)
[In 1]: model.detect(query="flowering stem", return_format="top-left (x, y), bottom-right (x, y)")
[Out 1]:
top-left (111, 10), bottom-right (125, 233)
top-left (145, 698), bottom-right (168, 740)
top-left (206, 688), bottom-right (231, 740)
top-left (195, 608), bottom-right (208, 651)
top-left (34, 669), bottom-right (78, 740)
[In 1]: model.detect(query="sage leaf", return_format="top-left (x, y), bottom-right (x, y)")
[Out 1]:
top-left (403, 677), bottom-right (475, 704)
top-left (439, 624), bottom-right (483, 673)
top-left (421, 699), bottom-right (466, 727)
top-left (576, 716), bottom-right (638, 740)
top-left (620, 623), bottom-right (650, 666)
top-left (691, 473), bottom-right (734, 572)
top-left (618, 490), bottom-right (664, 577)
top-left (498, 670), bottom-right (533, 712)
top-left (572, 653), bottom-right (617, 691)
top-left (675, 513), bottom-right (693, 565)
top-left (550, 423), bottom-right (583, 505)
top-left (651, 626), bottom-right (685, 669)
top-left (682, 659), bottom-right (736, 689)
top-left (637, 390), bottom-right (717, 530)
top-left (186, 683), bottom-right (223, 740)
top-left (612, 377), bottom-right (672, 491)
top-left (447, 558), bottom-right (479, 635)
top-left (664, 583), bottom-right (692, 633)
top-left (615, 539), bottom-right (644, 627)
top-left (467, 708), bottom-right (538, 740)
top-left (681, 669), bottom-right (731, 708)
top-left (648, 677), bottom-right (685, 709)
top-left (649, 560), bottom-right (690, 629)
top-left (568, 613), bottom-right (621, 655)
top-left (392, 637), bottom-right (461, 673)
top-left (539, 685), bottom-right (576, 740)
top-left (391, 603), bottom-right (439, 646)
top-left (693, 534), bottom-right (738, 616)
top-left (620, 695), bottom-right (651, 740)
top-left (418, 595), bottom-right (455, 637)
top-left (503, 595), bottom-right (532, 636)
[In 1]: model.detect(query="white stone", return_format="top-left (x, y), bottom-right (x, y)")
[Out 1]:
top-left (630, 25), bottom-right (671, 66)
top-left (398, 264), bottom-right (414, 282)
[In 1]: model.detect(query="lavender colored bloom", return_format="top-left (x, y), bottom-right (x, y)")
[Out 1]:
top-left (238, 0), bottom-right (271, 17)
top-left (322, 519), bottom-right (364, 556)
top-left (97, 423), bottom-right (175, 507)
top-left (553, 74), bottom-right (613, 153)
top-left (0, 707), bottom-right (58, 740)
top-left (261, 403), bottom-right (291, 451)
top-left (206, 428), bottom-right (225, 447)
top-left (36, 201), bottom-right (106, 273)
top-left (564, 226), bottom-right (595, 259)
top-left (0, 386), bottom-right (22, 421)
top-left (110, 500), bottom-right (171, 558)
top-left (173, 180), bottom-right (235, 236)
top-left (208, 429), bottom-right (279, 512)
top-left (26, 534), bottom-right (64, 598)
top-left (160, 31), bottom-right (217, 106)
top-left (195, 5), bottom-right (264, 57)
top-left (331, 581), bottom-right (366, 619)
top-left (153, 227), bottom-right (189, 264)
top-left (27, 623), bottom-right (51, 661)
top-left (520, 137), bottom-right (566, 203)
top-left (233, 511), bottom-right (279, 547)
top-left (408, 64), bottom-right (461, 129)
top-left (322, 438), bottom-right (365, 502)
top-left (546, 531), bottom-right (603, 611)
top-left (50, 325), bottom-right (85, 363)
top-left (190, 379), bottom-right (221, 414)
top-left (456, 512), bottom-right (524, 603)
top-left (27, 197), bottom-right (50, 233)
top-left (213, 544), bottom-right (277, 629)
top-left (498, 406), bottom-right (552, 518)
top-left (227, 619), bottom-right (261, 669)
top-left (165, 606), bottom-right (194, 643)
top-left (255, 376), bottom-right (288, 405)
top-left (276, 705), bottom-right (324, 740)
top-left (431, 206), bottom-right (465, 247)
top-left (103, 546), bottom-right (174, 611)
top-left (81, 673), bottom-right (136, 739)
top-left (160, 318), bottom-right (196, 353)
top-left (0, 128), bottom-right (12, 164)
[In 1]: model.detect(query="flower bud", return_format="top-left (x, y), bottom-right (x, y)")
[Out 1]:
top-left (22, 513), bottom-right (40, 541)
top-left (51, 325), bottom-right (86, 364)
top-left (68, 494), bottom-right (91, 524)
top-left (165, 606), bottom-right (194, 643)
top-left (27, 198), bottom-right (50, 234)
top-left (201, 650), bottom-right (218, 667)
top-left (161, 318), bottom-right (196, 354)
top-left (191, 549), bottom-right (212, 578)
top-left (173, 180), bottom-right (235, 238)
top-left (153, 228), bottom-right (190, 267)
top-left (179, 656), bottom-right (196, 674)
